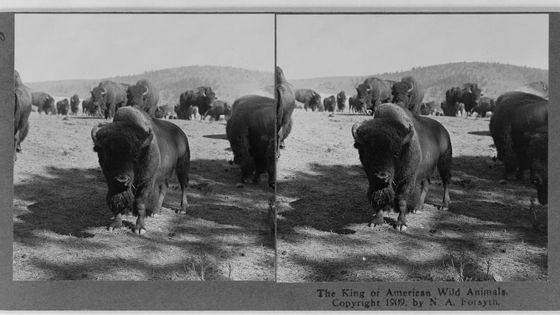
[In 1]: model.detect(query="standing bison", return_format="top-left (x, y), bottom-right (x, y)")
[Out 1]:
top-left (352, 103), bottom-right (452, 230)
top-left (70, 94), bottom-right (80, 115)
top-left (91, 107), bottom-right (191, 234)
top-left (176, 86), bottom-right (216, 120)
top-left (348, 94), bottom-right (362, 113)
top-left (391, 76), bottom-right (424, 115)
top-left (14, 70), bottom-right (32, 161)
top-left (489, 91), bottom-right (548, 204)
top-left (470, 96), bottom-right (495, 117)
top-left (444, 83), bottom-right (482, 116)
top-left (295, 89), bottom-right (321, 112)
top-left (336, 91), bottom-right (346, 112)
top-left (276, 66), bottom-right (296, 150)
top-left (126, 79), bottom-right (159, 117)
top-left (356, 77), bottom-right (394, 114)
top-left (323, 95), bottom-right (336, 112)
top-left (90, 80), bottom-right (128, 119)
top-left (31, 91), bottom-right (56, 115)
top-left (227, 95), bottom-right (277, 188)
top-left (56, 98), bottom-right (70, 115)
top-left (206, 100), bottom-right (232, 121)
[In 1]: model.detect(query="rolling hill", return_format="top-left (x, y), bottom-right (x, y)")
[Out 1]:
top-left (290, 62), bottom-right (548, 103)
top-left (26, 65), bottom-right (274, 105)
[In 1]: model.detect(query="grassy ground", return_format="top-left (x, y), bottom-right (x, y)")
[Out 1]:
top-left (13, 113), bottom-right (274, 281)
top-left (276, 109), bottom-right (547, 282)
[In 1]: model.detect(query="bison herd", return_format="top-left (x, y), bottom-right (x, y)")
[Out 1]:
top-left (12, 67), bottom-right (549, 234)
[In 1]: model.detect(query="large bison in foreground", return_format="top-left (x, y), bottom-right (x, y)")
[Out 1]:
top-left (276, 66), bottom-right (296, 150)
top-left (489, 91), bottom-right (548, 204)
top-left (177, 86), bottom-right (216, 120)
top-left (126, 79), bottom-right (159, 117)
top-left (391, 76), bottom-right (424, 115)
top-left (352, 103), bottom-right (452, 230)
top-left (443, 83), bottom-right (482, 116)
top-left (31, 91), bottom-right (56, 115)
top-left (14, 70), bottom-right (32, 161)
top-left (295, 89), bottom-right (321, 112)
top-left (227, 95), bottom-right (277, 188)
top-left (356, 77), bottom-right (394, 113)
top-left (91, 80), bottom-right (128, 119)
top-left (91, 107), bottom-right (191, 234)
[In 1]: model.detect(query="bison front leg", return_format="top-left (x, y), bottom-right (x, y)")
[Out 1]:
top-left (133, 188), bottom-right (151, 235)
top-left (371, 208), bottom-right (385, 227)
top-left (395, 197), bottom-right (408, 232)
top-left (108, 213), bottom-right (123, 231)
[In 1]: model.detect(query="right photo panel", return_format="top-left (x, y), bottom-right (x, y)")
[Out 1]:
top-left (276, 14), bottom-right (548, 282)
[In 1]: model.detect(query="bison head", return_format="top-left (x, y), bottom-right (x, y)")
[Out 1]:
top-left (91, 122), bottom-right (154, 196)
top-left (352, 119), bottom-right (414, 209)
top-left (91, 87), bottom-right (108, 112)
top-left (392, 81), bottom-right (414, 106)
top-left (356, 83), bottom-right (373, 109)
top-left (128, 84), bottom-right (149, 107)
top-left (463, 84), bottom-right (483, 107)
top-left (527, 129), bottom-right (548, 205)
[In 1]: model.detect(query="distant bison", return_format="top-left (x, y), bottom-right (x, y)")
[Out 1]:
top-left (490, 91), bottom-right (547, 201)
top-left (177, 86), bottom-right (216, 120)
top-left (391, 76), bottom-right (424, 115)
top-left (56, 98), bottom-right (70, 115)
top-left (356, 77), bottom-right (394, 113)
top-left (154, 104), bottom-right (173, 119)
top-left (470, 96), bottom-right (495, 117)
top-left (295, 89), bottom-right (321, 112)
top-left (276, 66), bottom-right (296, 150)
top-left (352, 103), bottom-right (452, 230)
top-left (91, 107), bottom-right (191, 234)
top-left (444, 83), bottom-right (482, 116)
top-left (348, 94), bottom-right (363, 113)
top-left (323, 95), bottom-right (336, 112)
top-left (419, 101), bottom-right (442, 116)
top-left (82, 97), bottom-right (98, 116)
top-left (206, 100), bottom-right (232, 121)
top-left (336, 91), bottom-right (346, 112)
top-left (32, 92), bottom-right (56, 115)
top-left (527, 128), bottom-right (548, 205)
top-left (227, 95), bottom-right (277, 188)
top-left (14, 70), bottom-right (32, 161)
top-left (90, 80), bottom-right (128, 119)
top-left (126, 79), bottom-right (159, 117)
top-left (70, 94), bottom-right (80, 115)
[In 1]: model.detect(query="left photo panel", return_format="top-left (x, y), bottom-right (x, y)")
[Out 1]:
top-left (13, 13), bottom-right (276, 281)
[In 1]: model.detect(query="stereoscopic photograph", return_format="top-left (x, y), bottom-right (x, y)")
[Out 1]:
top-left (275, 14), bottom-right (548, 282)
top-left (12, 13), bottom-right (276, 281)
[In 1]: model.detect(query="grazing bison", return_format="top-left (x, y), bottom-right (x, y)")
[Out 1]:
top-left (31, 91), bottom-right (56, 115)
top-left (356, 77), bottom-right (394, 113)
top-left (126, 79), bottom-right (159, 117)
top-left (90, 80), bottom-right (128, 119)
top-left (419, 101), bottom-right (442, 116)
top-left (91, 107), bottom-right (191, 234)
top-left (276, 66), bottom-right (296, 150)
top-left (490, 91), bottom-right (547, 184)
top-left (323, 95), bottom-right (336, 112)
top-left (470, 96), bottom-right (495, 117)
top-left (227, 95), bottom-right (277, 188)
top-left (295, 89), bottom-right (321, 112)
top-left (391, 76), bottom-right (424, 115)
top-left (444, 83), bottom-right (482, 116)
top-left (336, 91), bottom-right (346, 112)
top-left (352, 103), bottom-right (452, 230)
top-left (527, 128), bottom-right (548, 205)
top-left (56, 98), bottom-right (70, 115)
top-left (14, 70), bottom-right (32, 161)
top-left (177, 86), bottom-right (216, 120)
top-left (206, 100), bottom-right (231, 121)
top-left (70, 94), bottom-right (80, 115)
top-left (154, 104), bottom-right (173, 119)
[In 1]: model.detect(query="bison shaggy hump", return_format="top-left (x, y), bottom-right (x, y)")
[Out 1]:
top-left (352, 103), bottom-right (452, 231)
top-left (91, 107), bottom-right (191, 234)
top-left (226, 95), bottom-right (276, 188)
top-left (489, 91), bottom-right (547, 204)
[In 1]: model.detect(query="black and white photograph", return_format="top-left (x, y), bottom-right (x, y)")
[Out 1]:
top-left (275, 14), bottom-right (549, 282)
top-left (12, 13), bottom-right (276, 281)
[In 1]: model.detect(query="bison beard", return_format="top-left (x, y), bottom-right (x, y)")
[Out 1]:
top-left (369, 185), bottom-right (395, 211)
top-left (107, 189), bottom-right (134, 215)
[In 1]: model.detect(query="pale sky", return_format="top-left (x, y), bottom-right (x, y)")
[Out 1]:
top-left (15, 14), bottom-right (274, 82)
top-left (278, 14), bottom-right (548, 79)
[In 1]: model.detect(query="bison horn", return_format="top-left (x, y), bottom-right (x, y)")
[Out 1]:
top-left (351, 121), bottom-right (364, 141)
top-left (101, 88), bottom-right (107, 96)
top-left (407, 82), bottom-right (414, 93)
top-left (402, 124), bottom-right (414, 144)
top-left (142, 86), bottom-right (149, 96)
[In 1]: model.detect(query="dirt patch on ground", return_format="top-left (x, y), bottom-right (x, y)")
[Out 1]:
top-left (276, 110), bottom-right (547, 282)
top-left (13, 114), bottom-right (274, 281)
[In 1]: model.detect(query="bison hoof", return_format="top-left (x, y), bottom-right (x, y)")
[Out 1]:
top-left (397, 224), bottom-right (408, 232)
top-left (437, 205), bottom-right (449, 211)
top-left (134, 227), bottom-right (146, 235)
